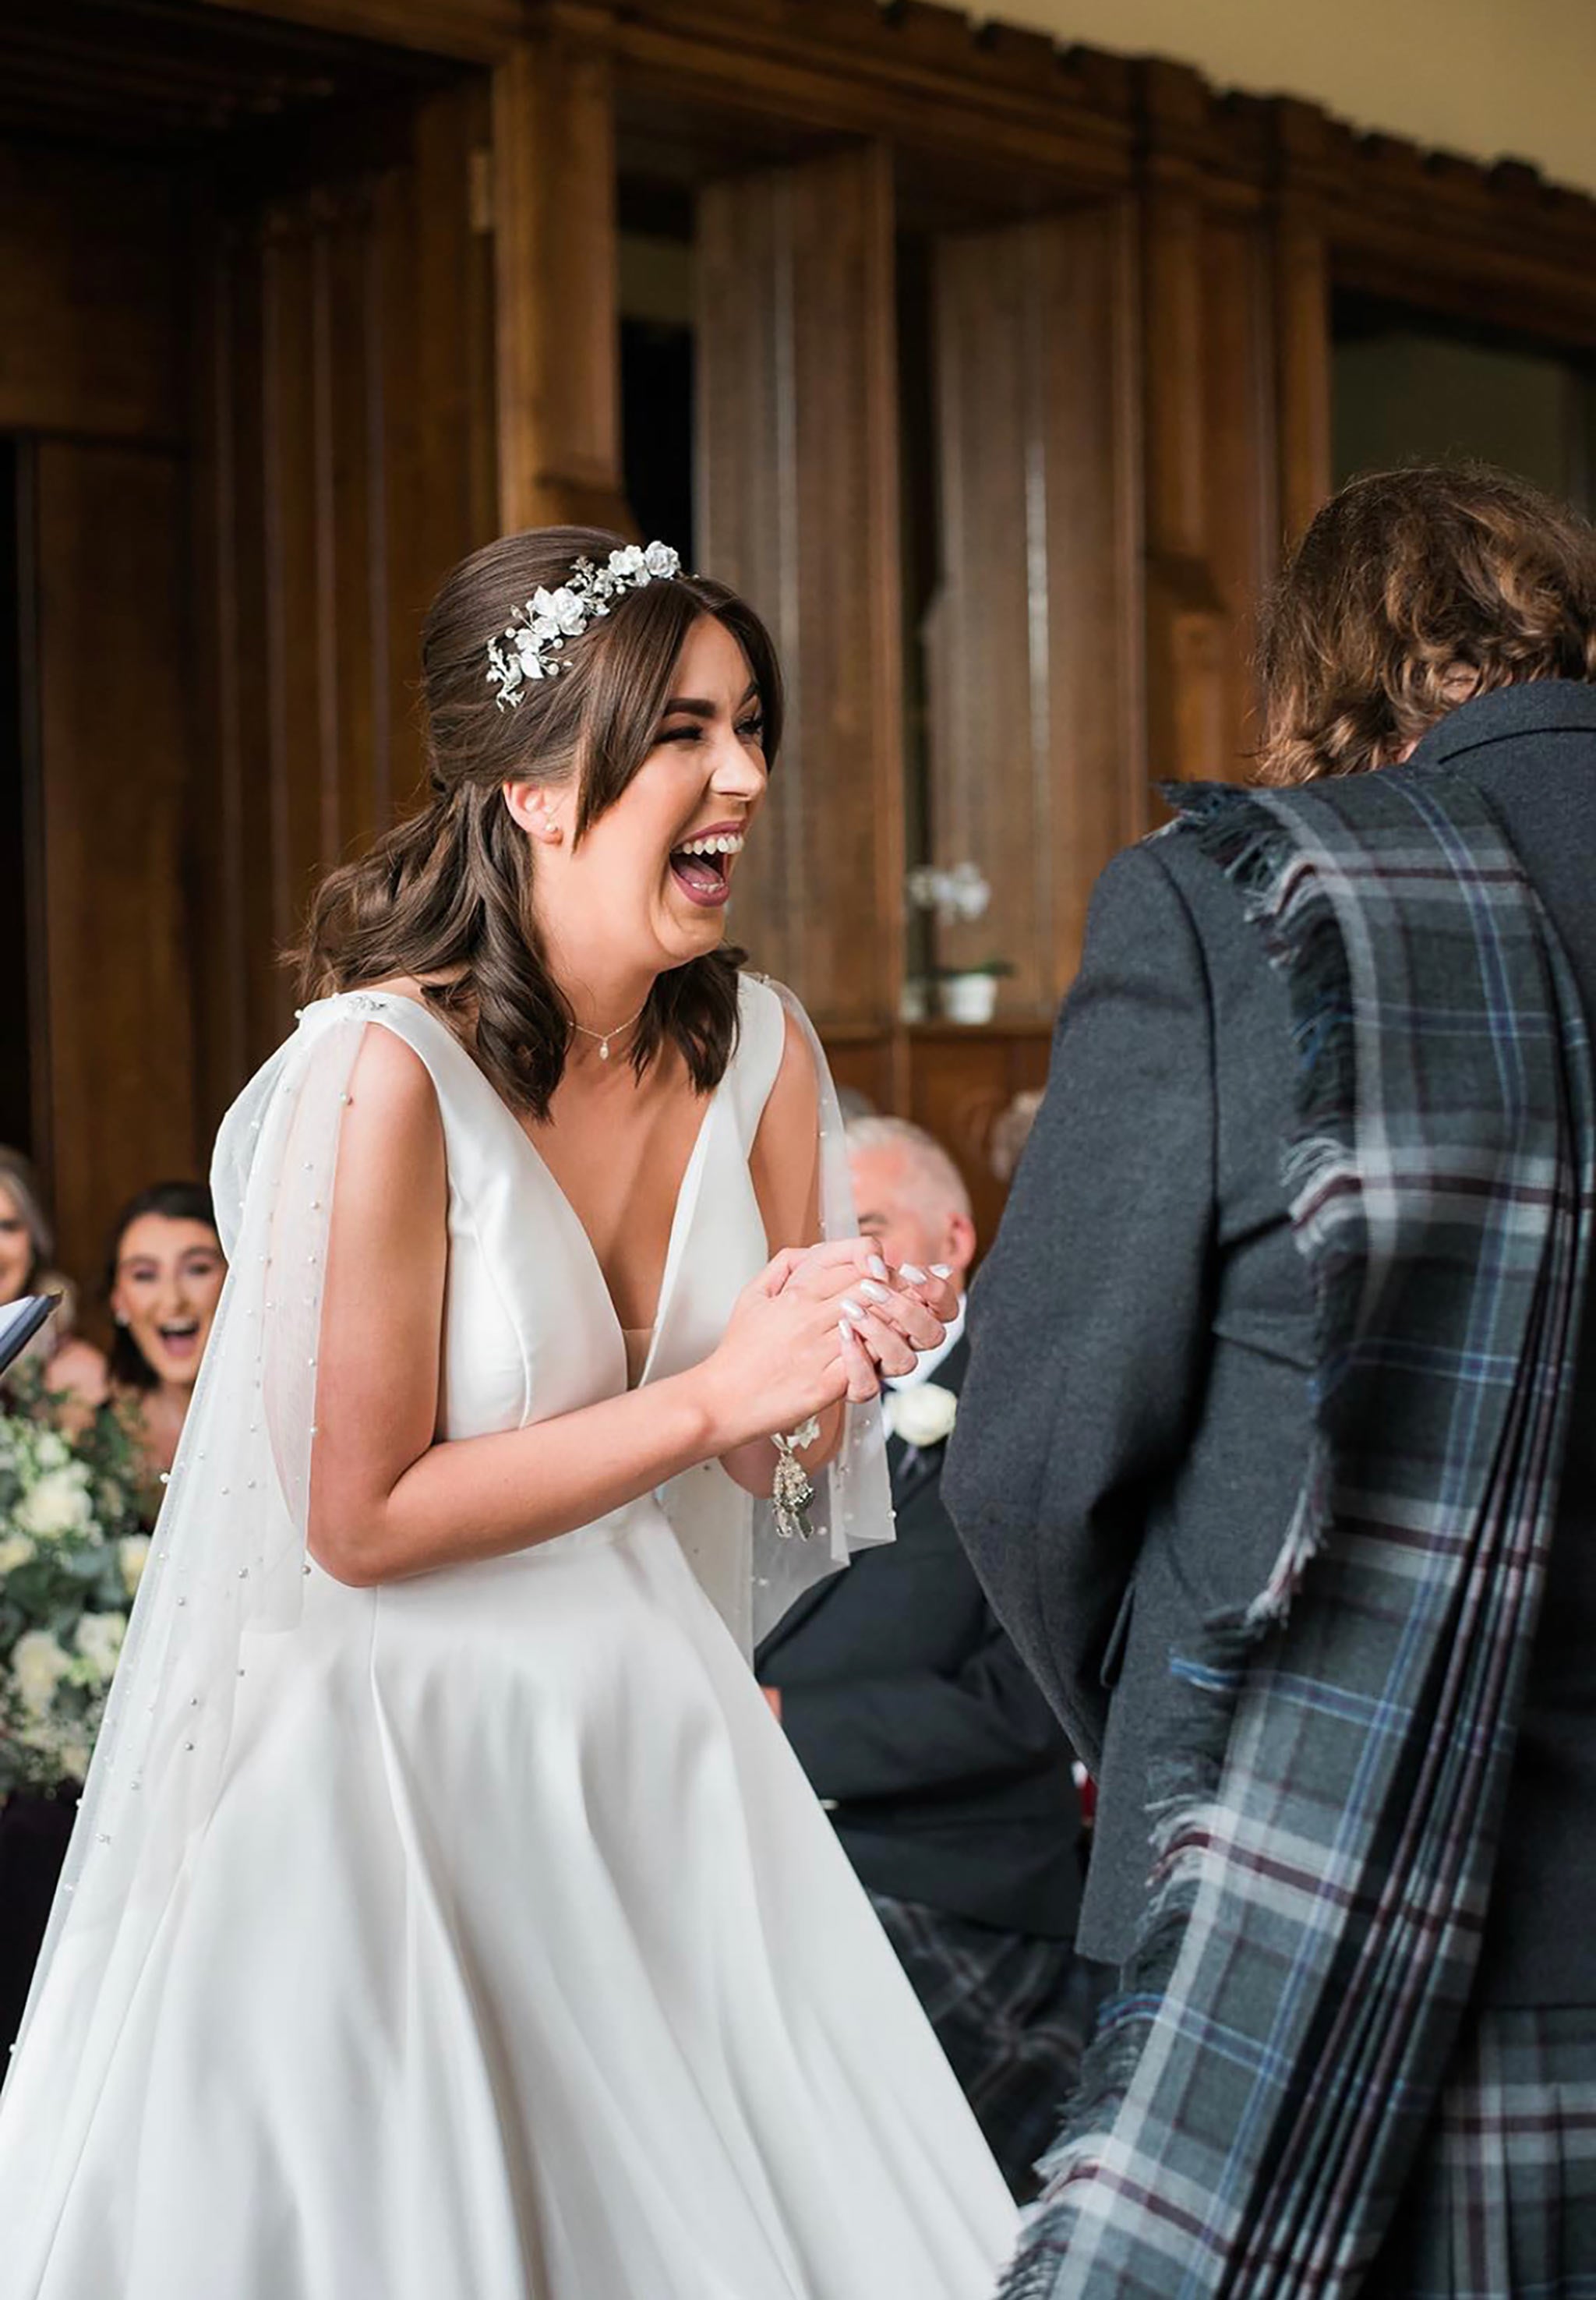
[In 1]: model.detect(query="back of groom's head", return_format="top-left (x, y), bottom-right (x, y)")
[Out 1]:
top-left (1258, 463), bottom-right (1596, 788)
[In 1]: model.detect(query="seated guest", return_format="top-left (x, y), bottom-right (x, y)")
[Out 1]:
top-left (757, 1115), bottom-right (1096, 2200)
top-left (106, 1182), bottom-right (227, 1514)
top-left (0, 1147), bottom-right (108, 1415)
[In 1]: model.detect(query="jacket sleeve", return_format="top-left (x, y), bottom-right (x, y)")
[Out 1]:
top-left (942, 838), bottom-right (1217, 1773)
top-left (774, 1605), bottom-right (1071, 1804)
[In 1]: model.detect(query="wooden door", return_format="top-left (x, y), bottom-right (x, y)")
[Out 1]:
top-left (923, 200), bottom-right (1143, 1016)
top-left (192, 81), bottom-right (497, 1134)
top-left (19, 442), bottom-right (196, 1286)
top-left (695, 143), bottom-right (905, 1082)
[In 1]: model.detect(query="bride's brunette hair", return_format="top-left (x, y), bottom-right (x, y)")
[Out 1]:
top-left (298, 528), bottom-right (782, 1120)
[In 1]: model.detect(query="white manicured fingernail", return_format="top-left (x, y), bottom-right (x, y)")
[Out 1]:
top-left (899, 1263), bottom-right (927, 1284)
top-left (930, 1263), bottom-right (952, 1279)
top-left (838, 1319), bottom-right (854, 1346)
top-left (860, 1280), bottom-right (891, 1302)
top-left (867, 1255), bottom-right (889, 1281)
top-left (841, 1298), bottom-right (868, 1323)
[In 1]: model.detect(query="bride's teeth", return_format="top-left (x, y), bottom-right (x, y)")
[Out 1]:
top-left (678, 833), bottom-right (744, 857)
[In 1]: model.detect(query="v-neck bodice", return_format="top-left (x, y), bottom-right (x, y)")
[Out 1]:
top-left (300, 980), bottom-right (785, 1442)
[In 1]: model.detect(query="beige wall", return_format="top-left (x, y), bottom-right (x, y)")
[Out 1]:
top-left (990, 0), bottom-right (1596, 196)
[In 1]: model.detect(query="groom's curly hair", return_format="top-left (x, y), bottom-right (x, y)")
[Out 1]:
top-left (296, 528), bottom-right (783, 1122)
top-left (1256, 465), bottom-right (1596, 786)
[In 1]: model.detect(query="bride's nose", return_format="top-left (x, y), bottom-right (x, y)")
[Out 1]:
top-left (709, 733), bottom-right (766, 800)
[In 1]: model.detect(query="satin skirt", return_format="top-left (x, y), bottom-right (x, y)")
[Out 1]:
top-left (12, 1503), bottom-right (1015, 2298)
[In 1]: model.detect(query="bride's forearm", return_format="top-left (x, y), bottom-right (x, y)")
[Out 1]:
top-left (310, 1366), bottom-right (730, 1585)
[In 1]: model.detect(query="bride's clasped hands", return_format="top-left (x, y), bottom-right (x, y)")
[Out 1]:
top-left (701, 1235), bottom-right (957, 1452)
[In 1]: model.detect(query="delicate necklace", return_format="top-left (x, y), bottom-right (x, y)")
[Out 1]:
top-left (571, 1002), bottom-right (648, 1062)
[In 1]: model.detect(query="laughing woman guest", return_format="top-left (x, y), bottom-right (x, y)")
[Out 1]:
top-left (105, 1183), bottom-right (226, 1513)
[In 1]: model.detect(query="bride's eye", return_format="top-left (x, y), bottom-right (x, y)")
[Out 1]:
top-left (736, 715), bottom-right (765, 745)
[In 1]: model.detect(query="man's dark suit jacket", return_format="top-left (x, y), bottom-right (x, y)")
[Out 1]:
top-left (945, 679), bottom-right (1596, 2005)
top-left (757, 1336), bottom-right (1083, 1941)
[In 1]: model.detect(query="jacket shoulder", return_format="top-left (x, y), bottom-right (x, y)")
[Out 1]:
top-left (1089, 822), bottom-right (1274, 999)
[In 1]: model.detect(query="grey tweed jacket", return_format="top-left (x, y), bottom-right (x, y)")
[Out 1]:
top-left (944, 678), bottom-right (1596, 2005)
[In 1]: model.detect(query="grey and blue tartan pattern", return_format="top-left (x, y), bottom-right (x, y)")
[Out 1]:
top-left (1003, 773), bottom-right (1596, 2298)
top-left (1369, 2003), bottom-right (1596, 2298)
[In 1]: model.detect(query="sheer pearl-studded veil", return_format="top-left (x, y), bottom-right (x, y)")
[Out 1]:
top-left (0, 977), bottom-right (890, 2224)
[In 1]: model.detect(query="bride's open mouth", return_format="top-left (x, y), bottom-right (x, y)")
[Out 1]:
top-left (668, 824), bottom-right (745, 910)
top-left (156, 1320), bottom-right (202, 1363)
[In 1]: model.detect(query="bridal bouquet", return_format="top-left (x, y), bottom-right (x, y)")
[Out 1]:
top-left (0, 1370), bottom-right (147, 1793)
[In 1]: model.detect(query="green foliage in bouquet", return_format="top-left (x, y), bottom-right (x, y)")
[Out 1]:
top-left (0, 1368), bottom-right (150, 1793)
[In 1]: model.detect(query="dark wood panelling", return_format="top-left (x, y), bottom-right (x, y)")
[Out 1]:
top-left (907, 1026), bottom-right (1052, 1255)
top-left (1199, 211), bottom-right (1275, 777)
top-left (24, 443), bottom-right (197, 1285)
top-left (1142, 182), bottom-right (1279, 785)
top-left (923, 202), bottom-right (1142, 1016)
top-left (0, 143), bottom-right (185, 441)
top-left (697, 143), bottom-right (904, 1033)
top-left (493, 30), bottom-right (630, 532)
top-left (193, 79), bottom-right (496, 1131)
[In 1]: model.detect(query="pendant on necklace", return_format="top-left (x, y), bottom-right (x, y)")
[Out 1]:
top-left (598, 1037), bottom-right (611, 1062)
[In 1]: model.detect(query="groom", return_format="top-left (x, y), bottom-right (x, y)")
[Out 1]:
top-left (945, 466), bottom-right (1596, 2289)
top-left (757, 1115), bottom-right (1095, 2200)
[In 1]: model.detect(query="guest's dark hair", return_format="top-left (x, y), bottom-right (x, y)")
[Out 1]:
top-left (1256, 465), bottom-right (1596, 786)
top-left (105, 1182), bottom-right (221, 1391)
top-left (296, 527), bottom-right (783, 1121)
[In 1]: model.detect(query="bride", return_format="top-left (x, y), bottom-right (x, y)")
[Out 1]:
top-left (0, 529), bottom-right (1017, 2298)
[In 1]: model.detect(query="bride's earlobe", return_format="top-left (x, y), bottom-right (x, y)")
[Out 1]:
top-left (503, 782), bottom-right (563, 845)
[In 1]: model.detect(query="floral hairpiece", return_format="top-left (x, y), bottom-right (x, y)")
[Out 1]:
top-left (486, 540), bottom-right (682, 711)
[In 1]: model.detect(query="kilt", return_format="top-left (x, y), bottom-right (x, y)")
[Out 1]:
top-left (868, 1888), bottom-right (1108, 2201)
top-left (1369, 2005), bottom-right (1596, 2300)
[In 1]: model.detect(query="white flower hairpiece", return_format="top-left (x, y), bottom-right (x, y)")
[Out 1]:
top-left (486, 540), bottom-right (682, 711)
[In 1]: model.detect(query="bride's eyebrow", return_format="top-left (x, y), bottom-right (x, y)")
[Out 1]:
top-left (661, 682), bottom-right (761, 719)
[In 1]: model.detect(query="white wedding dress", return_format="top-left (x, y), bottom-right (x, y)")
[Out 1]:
top-left (0, 977), bottom-right (1015, 2299)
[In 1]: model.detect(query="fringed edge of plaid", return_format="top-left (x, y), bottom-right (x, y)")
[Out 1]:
top-left (1000, 773), bottom-right (1595, 2300)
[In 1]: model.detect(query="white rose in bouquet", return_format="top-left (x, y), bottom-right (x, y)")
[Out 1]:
top-left (12, 1628), bottom-right (72, 1714)
top-left (74, 1609), bottom-right (129, 1683)
top-left (118, 1533), bottom-right (152, 1595)
top-left (16, 1461), bottom-right (94, 1541)
top-left (0, 1531), bottom-right (37, 1573)
top-left (885, 1383), bottom-right (959, 1450)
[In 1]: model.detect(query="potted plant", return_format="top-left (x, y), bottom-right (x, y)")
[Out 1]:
top-left (931, 958), bottom-right (1015, 1025)
top-left (905, 863), bottom-right (1013, 1023)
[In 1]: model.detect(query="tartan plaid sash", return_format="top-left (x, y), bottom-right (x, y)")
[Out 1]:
top-left (1005, 772), bottom-right (1596, 2298)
